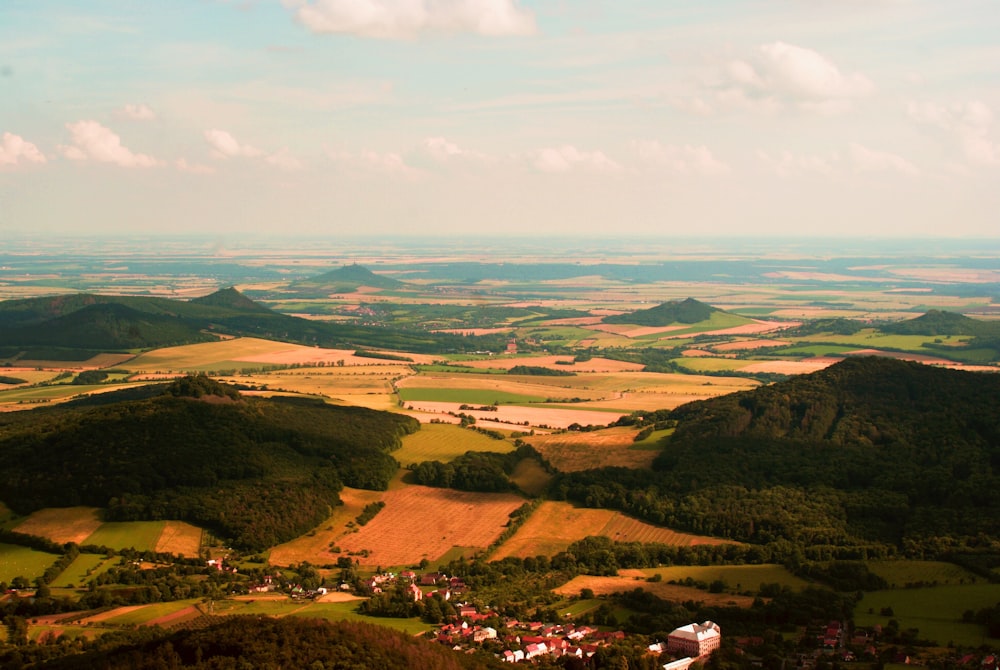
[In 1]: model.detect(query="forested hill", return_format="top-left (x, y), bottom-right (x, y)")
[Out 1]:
top-left (0, 289), bottom-right (507, 356)
top-left (882, 309), bottom-right (1000, 336)
top-left (0, 376), bottom-right (418, 550)
top-left (602, 297), bottom-right (724, 326)
top-left (22, 617), bottom-right (497, 670)
top-left (556, 357), bottom-right (1000, 552)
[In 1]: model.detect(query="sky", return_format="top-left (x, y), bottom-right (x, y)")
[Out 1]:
top-left (1, 0), bottom-right (998, 239)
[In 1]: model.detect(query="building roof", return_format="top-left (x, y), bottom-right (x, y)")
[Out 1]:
top-left (668, 621), bottom-right (721, 642)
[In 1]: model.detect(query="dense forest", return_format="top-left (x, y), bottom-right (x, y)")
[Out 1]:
top-left (554, 357), bottom-right (1000, 552)
top-left (410, 443), bottom-right (552, 493)
top-left (0, 376), bottom-right (418, 550)
top-left (4, 617), bottom-right (499, 670)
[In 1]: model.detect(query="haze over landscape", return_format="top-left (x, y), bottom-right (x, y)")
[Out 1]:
top-left (2, 0), bottom-right (999, 238)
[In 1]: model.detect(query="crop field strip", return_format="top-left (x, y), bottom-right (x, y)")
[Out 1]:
top-left (491, 501), bottom-right (731, 560)
top-left (14, 507), bottom-right (105, 545)
top-left (624, 564), bottom-right (810, 593)
top-left (84, 521), bottom-right (167, 552)
top-left (553, 574), bottom-right (757, 608)
top-left (335, 485), bottom-right (525, 567)
top-left (521, 429), bottom-right (660, 472)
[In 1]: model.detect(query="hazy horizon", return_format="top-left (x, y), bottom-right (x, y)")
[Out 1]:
top-left (2, 1), bottom-right (998, 239)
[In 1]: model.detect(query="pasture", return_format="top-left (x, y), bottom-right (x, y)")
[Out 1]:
top-left (629, 565), bottom-right (809, 594)
top-left (397, 386), bottom-right (545, 405)
top-left (50, 553), bottom-right (115, 588)
top-left (491, 501), bottom-right (730, 560)
top-left (854, 583), bottom-right (1000, 647)
top-left (393, 422), bottom-right (514, 467)
top-left (0, 543), bottom-right (59, 583)
top-left (866, 560), bottom-right (981, 588)
top-left (84, 521), bottom-right (166, 552)
top-left (335, 485), bottom-right (525, 567)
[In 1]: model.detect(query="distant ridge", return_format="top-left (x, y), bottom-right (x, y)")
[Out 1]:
top-left (290, 263), bottom-right (406, 294)
top-left (602, 297), bottom-right (721, 326)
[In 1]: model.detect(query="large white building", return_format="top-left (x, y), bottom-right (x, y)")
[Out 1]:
top-left (666, 621), bottom-right (721, 659)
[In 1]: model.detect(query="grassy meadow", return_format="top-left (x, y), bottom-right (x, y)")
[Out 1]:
top-left (83, 521), bottom-right (167, 552)
top-left (637, 564), bottom-right (809, 593)
top-left (0, 543), bottom-right (59, 583)
top-left (393, 422), bottom-right (514, 466)
top-left (854, 584), bottom-right (1000, 647)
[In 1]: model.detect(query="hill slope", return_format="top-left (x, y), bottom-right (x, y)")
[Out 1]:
top-left (602, 297), bottom-right (723, 326)
top-left (882, 309), bottom-right (1000, 336)
top-left (556, 357), bottom-right (1000, 550)
top-left (0, 377), bottom-right (419, 550)
top-left (0, 289), bottom-right (507, 356)
top-left (287, 263), bottom-right (407, 295)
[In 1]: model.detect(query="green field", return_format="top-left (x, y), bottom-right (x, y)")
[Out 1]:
top-left (866, 560), bottom-right (981, 588)
top-left (394, 423), bottom-right (513, 466)
top-left (84, 521), bottom-right (166, 551)
top-left (772, 343), bottom-right (860, 356)
top-left (642, 564), bottom-right (809, 593)
top-left (675, 357), bottom-right (753, 372)
top-left (104, 599), bottom-right (202, 625)
top-left (854, 584), bottom-right (1000, 647)
top-left (398, 387), bottom-right (544, 404)
top-left (51, 553), bottom-right (116, 588)
top-left (211, 597), bottom-right (432, 634)
top-left (558, 597), bottom-right (603, 618)
top-left (0, 543), bottom-right (59, 583)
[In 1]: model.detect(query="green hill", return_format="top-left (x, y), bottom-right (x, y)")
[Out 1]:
top-left (556, 357), bottom-right (1000, 551)
top-left (882, 309), bottom-right (999, 336)
top-left (0, 302), bottom-right (214, 351)
top-left (602, 297), bottom-right (721, 326)
top-left (0, 376), bottom-right (419, 550)
top-left (190, 286), bottom-right (275, 313)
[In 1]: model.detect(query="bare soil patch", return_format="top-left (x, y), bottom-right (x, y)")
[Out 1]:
top-left (336, 486), bottom-right (524, 567)
top-left (77, 605), bottom-right (147, 625)
top-left (15, 508), bottom-right (103, 545)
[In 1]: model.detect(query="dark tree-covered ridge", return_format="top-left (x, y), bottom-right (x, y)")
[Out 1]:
top-left (0, 378), bottom-right (418, 550)
top-left (555, 357), bottom-right (1000, 550)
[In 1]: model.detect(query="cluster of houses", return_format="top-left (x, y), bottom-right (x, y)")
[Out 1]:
top-left (431, 606), bottom-right (722, 667)
top-left (359, 570), bottom-right (468, 600)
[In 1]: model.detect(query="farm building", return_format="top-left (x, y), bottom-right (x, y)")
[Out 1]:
top-left (666, 621), bottom-right (721, 659)
top-left (662, 658), bottom-right (696, 670)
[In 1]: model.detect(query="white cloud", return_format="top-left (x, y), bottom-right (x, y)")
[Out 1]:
top-left (422, 136), bottom-right (489, 162)
top-left (534, 145), bottom-right (621, 174)
top-left (633, 141), bottom-right (730, 175)
top-left (286, 0), bottom-right (536, 40)
top-left (757, 150), bottom-right (837, 177)
top-left (720, 42), bottom-right (873, 113)
top-left (849, 142), bottom-right (918, 175)
top-left (265, 148), bottom-right (304, 171)
top-left (118, 103), bottom-right (156, 121)
top-left (0, 132), bottom-right (46, 167)
top-left (908, 100), bottom-right (998, 165)
top-left (175, 158), bottom-right (216, 174)
top-left (204, 129), bottom-right (263, 158)
top-left (59, 121), bottom-right (160, 167)
top-left (327, 148), bottom-right (421, 178)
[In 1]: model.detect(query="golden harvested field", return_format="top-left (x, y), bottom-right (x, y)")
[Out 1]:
top-left (554, 574), bottom-right (755, 607)
top-left (522, 428), bottom-right (659, 472)
top-left (15, 507), bottom-right (104, 545)
top-left (712, 339), bottom-right (790, 351)
top-left (268, 487), bottom-right (385, 567)
top-left (219, 368), bottom-right (401, 398)
top-left (492, 502), bottom-right (730, 560)
top-left (397, 373), bottom-right (604, 400)
top-left (406, 401), bottom-right (623, 430)
top-left (154, 521), bottom-right (203, 557)
top-left (336, 485), bottom-right (525, 567)
top-left (126, 337), bottom-right (434, 372)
